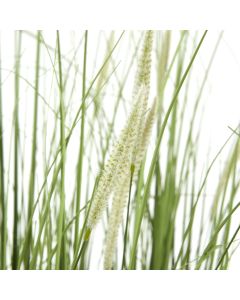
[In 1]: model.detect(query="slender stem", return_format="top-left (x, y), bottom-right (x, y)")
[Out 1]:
top-left (122, 164), bottom-right (135, 270)
top-left (71, 175), bottom-right (100, 269)
top-left (0, 34), bottom-right (6, 270)
top-left (215, 224), bottom-right (240, 270)
top-left (72, 228), bottom-right (91, 270)
top-left (12, 31), bottom-right (22, 270)
top-left (56, 31), bottom-right (66, 269)
top-left (74, 31), bottom-right (88, 254)
top-left (25, 30), bottom-right (41, 269)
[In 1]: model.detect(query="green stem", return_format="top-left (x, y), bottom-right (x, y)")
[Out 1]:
top-left (56, 31), bottom-right (66, 270)
top-left (74, 30), bottom-right (88, 254)
top-left (0, 35), bottom-right (6, 270)
top-left (215, 223), bottom-right (240, 270)
top-left (122, 164), bottom-right (134, 270)
top-left (25, 30), bottom-right (41, 269)
top-left (12, 31), bottom-right (22, 270)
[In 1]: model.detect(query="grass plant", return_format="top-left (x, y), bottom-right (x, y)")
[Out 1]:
top-left (0, 30), bottom-right (239, 270)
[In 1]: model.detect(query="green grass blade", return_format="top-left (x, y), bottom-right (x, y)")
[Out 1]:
top-left (12, 31), bottom-right (22, 270)
top-left (0, 35), bottom-right (6, 270)
top-left (55, 31), bottom-right (66, 270)
top-left (24, 30), bottom-right (41, 269)
top-left (74, 31), bottom-right (88, 255)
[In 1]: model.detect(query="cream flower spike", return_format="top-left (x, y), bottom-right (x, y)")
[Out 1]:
top-left (87, 31), bottom-right (155, 270)
top-left (103, 98), bottom-right (157, 270)
top-left (87, 85), bottom-right (148, 229)
top-left (134, 97), bottom-right (157, 176)
top-left (131, 30), bottom-right (153, 165)
top-left (132, 30), bottom-right (153, 101)
top-left (103, 31), bottom-right (155, 269)
top-left (104, 177), bottom-right (129, 270)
